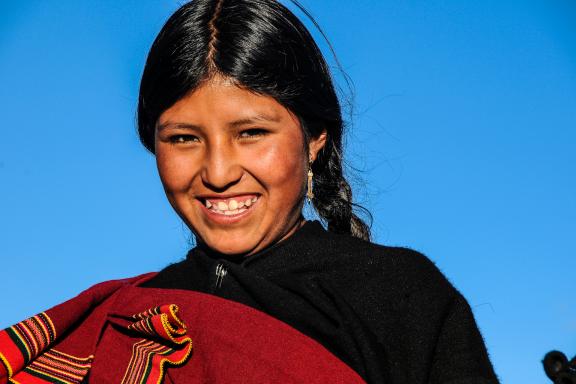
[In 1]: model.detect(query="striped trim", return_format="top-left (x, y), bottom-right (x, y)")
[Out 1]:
top-left (0, 312), bottom-right (57, 383)
top-left (0, 351), bottom-right (14, 377)
top-left (23, 349), bottom-right (93, 384)
top-left (121, 305), bottom-right (193, 384)
top-left (121, 341), bottom-right (172, 384)
top-left (6, 313), bottom-right (56, 363)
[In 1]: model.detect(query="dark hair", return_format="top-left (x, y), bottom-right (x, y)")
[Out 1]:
top-left (137, 0), bottom-right (371, 240)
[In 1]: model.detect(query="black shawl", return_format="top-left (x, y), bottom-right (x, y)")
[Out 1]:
top-left (141, 220), bottom-right (499, 384)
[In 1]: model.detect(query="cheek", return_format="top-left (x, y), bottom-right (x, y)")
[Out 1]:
top-left (156, 147), bottom-right (198, 195)
top-left (251, 137), bottom-right (306, 190)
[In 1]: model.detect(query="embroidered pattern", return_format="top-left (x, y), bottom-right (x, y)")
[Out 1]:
top-left (121, 305), bottom-right (193, 384)
top-left (7, 312), bottom-right (56, 363)
top-left (23, 349), bottom-right (94, 384)
top-left (0, 312), bottom-right (57, 381)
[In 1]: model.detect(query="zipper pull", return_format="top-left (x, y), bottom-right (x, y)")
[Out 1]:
top-left (215, 263), bottom-right (228, 289)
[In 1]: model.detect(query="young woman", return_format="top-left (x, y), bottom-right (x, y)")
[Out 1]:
top-left (0, 1), bottom-right (499, 383)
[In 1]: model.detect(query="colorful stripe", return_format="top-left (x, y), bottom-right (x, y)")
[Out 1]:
top-left (0, 312), bottom-right (56, 383)
top-left (6, 313), bottom-right (55, 364)
top-left (1, 301), bottom-right (190, 384)
top-left (22, 349), bottom-right (93, 384)
top-left (121, 305), bottom-right (192, 384)
top-left (1, 313), bottom-right (92, 384)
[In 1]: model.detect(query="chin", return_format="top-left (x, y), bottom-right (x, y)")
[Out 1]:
top-left (211, 245), bottom-right (255, 257)
top-left (202, 236), bottom-right (259, 256)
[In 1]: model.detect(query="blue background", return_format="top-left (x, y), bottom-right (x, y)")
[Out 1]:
top-left (1, 1), bottom-right (575, 382)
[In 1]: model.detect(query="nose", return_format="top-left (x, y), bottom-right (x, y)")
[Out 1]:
top-left (201, 140), bottom-right (243, 191)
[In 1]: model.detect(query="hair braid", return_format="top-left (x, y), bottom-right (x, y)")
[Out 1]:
top-left (310, 127), bottom-right (371, 241)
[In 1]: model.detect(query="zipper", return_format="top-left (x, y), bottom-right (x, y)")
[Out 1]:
top-left (214, 263), bottom-right (228, 289)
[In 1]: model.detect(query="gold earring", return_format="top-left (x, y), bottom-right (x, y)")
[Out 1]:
top-left (307, 161), bottom-right (314, 202)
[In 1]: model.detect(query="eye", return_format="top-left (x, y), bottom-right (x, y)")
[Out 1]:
top-left (169, 134), bottom-right (199, 144)
top-left (239, 128), bottom-right (268, 139)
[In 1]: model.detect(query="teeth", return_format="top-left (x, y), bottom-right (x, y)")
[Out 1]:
top-left (206, 196), bottom-right (258, 213)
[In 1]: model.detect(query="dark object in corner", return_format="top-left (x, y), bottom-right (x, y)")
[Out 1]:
top-left (543, 351), bottom-right (576, 384)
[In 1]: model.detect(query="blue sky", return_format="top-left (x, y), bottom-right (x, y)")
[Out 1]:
top-left (1, 1), bottom-right (575, 382)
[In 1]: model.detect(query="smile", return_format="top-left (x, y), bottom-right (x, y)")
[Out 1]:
top-left (203, 195), bottom-right (260, 216)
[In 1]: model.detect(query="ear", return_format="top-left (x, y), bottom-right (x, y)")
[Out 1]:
top-left (308, 129), bottom-right (327, 163)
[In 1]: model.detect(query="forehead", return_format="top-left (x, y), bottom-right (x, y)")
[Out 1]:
top-left (158, 77), bottom-right (297, 127)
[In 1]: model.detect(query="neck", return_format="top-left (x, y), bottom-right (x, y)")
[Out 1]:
top-left (196, 215), bottom-right (307, 262)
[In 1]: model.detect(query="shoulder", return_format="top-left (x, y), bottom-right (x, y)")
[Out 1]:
top-left (318, 230), bottom-right (455, 297)
top-left (319, 233), bottom-right (468, 337)
top-left (313, 230), bottom-right (464, 328)
top-left (63, 272), bottom-right (159, 305)
top-left (311, 229), bottom-right (499, 381)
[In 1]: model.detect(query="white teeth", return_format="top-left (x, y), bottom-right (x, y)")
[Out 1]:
top-left (223, 209), bottom-right (242, 216)
top-left (206, 196), bottom-right (258, 214)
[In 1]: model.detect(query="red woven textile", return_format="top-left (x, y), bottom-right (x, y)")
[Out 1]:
top-left (0, 275), bottom-right (365, 384)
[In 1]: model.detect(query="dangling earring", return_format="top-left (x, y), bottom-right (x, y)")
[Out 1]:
top-left (306, 160), bottom-right (314, 202)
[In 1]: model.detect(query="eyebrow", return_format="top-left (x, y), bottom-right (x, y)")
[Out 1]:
top-left (228, 113), bottom-right (281, 127)
top-left (157, 113), bottom-right (281, 131)
top-left (156, 122), bottom-right (200, 132)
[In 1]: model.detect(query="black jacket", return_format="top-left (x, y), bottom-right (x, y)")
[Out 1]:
top-left (142, 220), bottom-right (499, 384)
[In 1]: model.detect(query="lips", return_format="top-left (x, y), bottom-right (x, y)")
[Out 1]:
top-left (201, 195), bottom-right (260, 216)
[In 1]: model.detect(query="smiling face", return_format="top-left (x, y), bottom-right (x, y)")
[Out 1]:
top-left (155, 76), bottom-right (326, 256)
